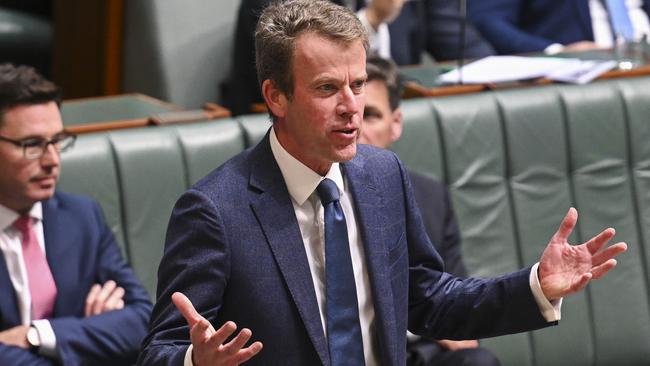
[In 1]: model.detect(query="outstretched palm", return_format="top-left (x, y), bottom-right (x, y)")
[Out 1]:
top-left (538, 208), bottom-right (627, 301)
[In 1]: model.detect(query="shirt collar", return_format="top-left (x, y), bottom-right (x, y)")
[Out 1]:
top-left (0, 202), bottom-right (43, 232)
top-left (269, 127), bottom-right (345, 206)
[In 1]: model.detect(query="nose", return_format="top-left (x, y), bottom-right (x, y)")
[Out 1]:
top-left (39, 143), bottom-right (60, 168)
top-left (336, 86), bottom-right (361, 118)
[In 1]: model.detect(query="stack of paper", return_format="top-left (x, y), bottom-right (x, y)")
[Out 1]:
top-left (439, 56), bottom-right (617, 85)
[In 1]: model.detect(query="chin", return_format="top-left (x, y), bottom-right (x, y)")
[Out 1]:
top-left (333, 144), bottom-right (357, 162)
top-left (28, 188), bottom-right (56, 203)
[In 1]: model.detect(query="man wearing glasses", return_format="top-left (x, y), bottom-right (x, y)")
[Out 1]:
top-left (0, 63), bottom-right (152, 365)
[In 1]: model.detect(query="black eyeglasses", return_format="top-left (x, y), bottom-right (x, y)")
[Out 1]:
top-left (0, 132), bottom-right (77, 160)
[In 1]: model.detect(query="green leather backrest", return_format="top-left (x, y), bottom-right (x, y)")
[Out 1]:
top-left (237, 114), bottom-right (272, 146)
top-left (495, 86), bottom-right (592, 366)
top-left (108, 127), bottom-right (187, 298)
top-left (429, 93), bottom-right (533, 366)
top-left (397, 77), bottom-right (650, 366)
top-left (620, 77), bottom-right (650, 291)
top-left (59, 134), bottom-right (126, 253)
top-left (560, 82), bottom-right (650, 365)
top-left (174, 119), bottom-right (246, 186)
top-left (391, 98), bottom-right (444, 180)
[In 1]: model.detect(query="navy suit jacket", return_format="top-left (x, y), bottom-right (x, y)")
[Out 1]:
top-left (139, 133), bottom-right (552, 366)
top-left (468, 0), bottom-right (650, 54)
top-left (0, 192), bottom-right (152, 366)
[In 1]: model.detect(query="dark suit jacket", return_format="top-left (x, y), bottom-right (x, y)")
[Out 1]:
top-left (389, 0), bottom-right (495, 65)
top-left (139, 132), bottom-right (553, 366)
top-left (408, 171), bottom-right (467, 278)
top-left (468, 0), bottom-right (650, 54)
top-left (0, 192), bottom-right (152, 366)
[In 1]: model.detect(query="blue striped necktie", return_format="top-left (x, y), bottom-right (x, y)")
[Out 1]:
top-left (316, 178), bottom-right (365, 365)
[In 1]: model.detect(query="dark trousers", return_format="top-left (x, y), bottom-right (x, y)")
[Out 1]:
top-left (407, 338), bottom-right (501, 366)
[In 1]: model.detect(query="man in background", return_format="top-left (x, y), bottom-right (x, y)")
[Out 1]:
top-left (469, 0), bottom-right (650, 54)
top-left (0, 63), bottom-right (152, 365)
top-left (359, 55), bottom-right (500, 366)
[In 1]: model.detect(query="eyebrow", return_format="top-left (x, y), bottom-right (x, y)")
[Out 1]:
top-left (9, 130), bottom-right (66, 141)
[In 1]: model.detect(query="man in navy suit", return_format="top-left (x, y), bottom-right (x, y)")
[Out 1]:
top-left (359, 55), bottom-right (499, 366)
top-left (468, 0), bottom-right (650, 54)
top-left (139, 1), bottom-right (627, 365)
top-left (0, 63), bottom-right (152, 365)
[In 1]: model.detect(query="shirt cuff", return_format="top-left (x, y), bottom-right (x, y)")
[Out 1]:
top-left (184, 344), bottom-right (194, 366)
top-left (544, 43), bottom-right (565, 55)
top-left (529, 262), bottom-right (562, 322)
top-left (31, 319), bottom-right (58, 358)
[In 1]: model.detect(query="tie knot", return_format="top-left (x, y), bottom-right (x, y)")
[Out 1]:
top-left (13, 215), bottom-right (33, 234)
top-left (316, 178), bottom-right (340, 205)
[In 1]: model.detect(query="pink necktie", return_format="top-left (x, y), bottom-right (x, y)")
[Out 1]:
top-left (14, 215), bottom-right (58, 320)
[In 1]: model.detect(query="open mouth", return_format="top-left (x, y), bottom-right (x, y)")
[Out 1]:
top-left (333, 127), bottom-right (358, 136)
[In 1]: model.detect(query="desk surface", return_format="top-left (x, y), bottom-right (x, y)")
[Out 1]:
top-left (61, 93), bottom-right (231, 134)
top-left (403, 48), bottom-right (650, 98)
top-left (61, 93), bottom-right (181, 125)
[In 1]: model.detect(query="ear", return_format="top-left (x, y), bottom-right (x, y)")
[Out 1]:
top-left (262, 79), bottom-right (288, 118)
top-left (389, 108), bottom-right (403, 143)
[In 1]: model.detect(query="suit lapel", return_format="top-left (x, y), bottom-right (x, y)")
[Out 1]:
top-left (0, 250), bottom-right (21, 327)
top-left (343, 156), bottom-right (399, 366)
top-left (248, 134), bottom-right (330, 365)
top-left (41, 196), bottom-right (73, 317)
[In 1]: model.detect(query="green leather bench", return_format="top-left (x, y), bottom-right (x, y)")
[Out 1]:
top-left (58, 76), bottom-right (650, 365)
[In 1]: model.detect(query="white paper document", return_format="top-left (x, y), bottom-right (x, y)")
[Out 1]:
top-left (439, 56), bottom-right (617, 85)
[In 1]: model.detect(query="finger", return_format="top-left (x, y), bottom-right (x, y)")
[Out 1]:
top-left (591, 259), bottom-right (618, 280)
top-left (102, 286), bottom-right (125, 312)
top-left (172, 292), bottom-right (203, 327)
top-left (234, 341), bottom-right (264, 364)
top-left (206, 321), bottom-right (238, 349)
top-left (553, 207), bottom-right (577, 242)
top-left (221, 328), bottom-right (253, 355)
top-left (84, 284), bottom-right (101, 317)
top-left (115, 299), bottom-right (125, 310)
top-left (92, 280), bottom-right (117, 315)
top-left (190, 318), bottom-right (214, 344)
top-left (570, 272), bottom-right (592, 294)
top-left (591, 242), bottom-right (627, 265)
top-left (585, 228), bottom-right (616, 254)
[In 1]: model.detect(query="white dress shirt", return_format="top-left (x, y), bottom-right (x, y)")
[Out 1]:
top-left (185, 127), bottom-right (561, 365)
top-left (0, 202), bottom-right (57, 357)
top-left (590, 0), bottom-right (650, 48)
top-left (357, 8), bottom-right (392, 59)
top-left (546, 0), bottom-right (650, 53)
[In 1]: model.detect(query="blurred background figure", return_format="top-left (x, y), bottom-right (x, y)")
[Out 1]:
top-left (388, 0), bottom-right (494, 65)
top-left (0, 1), bottom-right (53, 77)
top-left (468, 0), bottom-right (650, 55)
top-left (358, 54), bottom-right (501, 366)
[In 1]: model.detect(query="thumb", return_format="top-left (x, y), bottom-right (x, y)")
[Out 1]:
top-left (553, 207), bottom-right (577, 243)
top-left (172, 292), bottom-right (202, 327)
